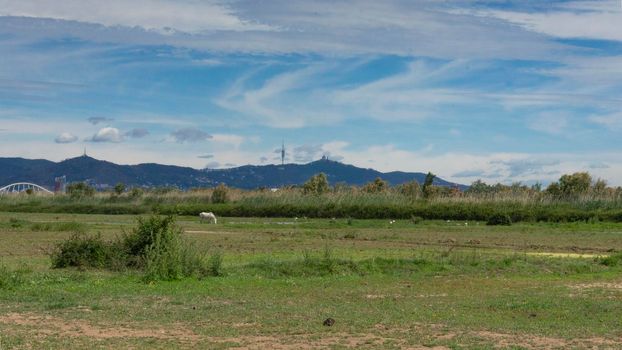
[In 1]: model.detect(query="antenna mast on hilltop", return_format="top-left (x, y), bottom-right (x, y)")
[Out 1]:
top-left (281, 140), bottom-right (285, 166)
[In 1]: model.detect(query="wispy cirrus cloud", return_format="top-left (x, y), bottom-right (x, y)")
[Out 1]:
top-left (470, 1), bottom-right (622, 42)
top-left (589, 112), bottom-right (622, 131)
top-left (217, 59), bottom-right (479, 128)
top-left (0, 0), bottom-right (564, 59)
top-left (0, 0), bottom-right (273, 33)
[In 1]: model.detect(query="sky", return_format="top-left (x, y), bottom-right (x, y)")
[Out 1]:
top-left (1, 0), bottom-right (622, 186)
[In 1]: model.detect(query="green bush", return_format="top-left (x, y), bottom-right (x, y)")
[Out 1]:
top-left (486, 213), bottom-right (512, 226)
top-left (130, 188), bottom-right (144, 199)
top-left (0, 264), bottom-right (25, 290)
top-left (208, 252), bottom-right (224, 277)
top-left (122, 215), bottom-right (177, 258)
top-left (211, 184), bottom-right (229, 204)
top-left (114, 183), bottom-right (126, 195)
top-left (51, 215), bottom-right (213, 281)
top-left (599, 252), bottom-right (622, 267)
top-left (51, 233), bottom-right (114, 268)
top-left (9, 217), bottom-right (27, 228)
top-left (66, 182), bottom-right (95, 199)
top-left (362, 177), bottom-right (387, 193)
top-left (303, 173), bottom-right (330, 195)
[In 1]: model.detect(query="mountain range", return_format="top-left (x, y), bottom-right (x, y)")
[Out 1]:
top-left (0, 155), bottom-right (463, 190)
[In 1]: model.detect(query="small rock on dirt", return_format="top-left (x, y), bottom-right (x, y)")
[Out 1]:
top-left (323, 318), bottom-right (335, 327)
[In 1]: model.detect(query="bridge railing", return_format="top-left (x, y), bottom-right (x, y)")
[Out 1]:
top-left (0, 182), bottom-right (54, 195)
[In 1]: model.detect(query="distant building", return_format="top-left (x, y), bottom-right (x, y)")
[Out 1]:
top-left (54, 176), bottom-right (66, 193)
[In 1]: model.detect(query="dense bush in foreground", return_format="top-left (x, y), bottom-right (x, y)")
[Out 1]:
top-left (51, 215), bottom-right (219, 281)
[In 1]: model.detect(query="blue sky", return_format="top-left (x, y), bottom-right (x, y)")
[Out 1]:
top-left (1, 0), bottom-right (621, 185)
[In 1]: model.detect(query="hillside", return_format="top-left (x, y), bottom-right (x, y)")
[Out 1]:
top-left (0, 155), bottom-right (462, 190)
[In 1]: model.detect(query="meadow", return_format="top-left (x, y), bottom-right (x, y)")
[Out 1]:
top-left (1, 211), bottom-right (622, 349)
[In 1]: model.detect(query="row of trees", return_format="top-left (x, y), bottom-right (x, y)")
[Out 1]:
top-left (61, 171), bottom-right (619, 201)
top-left (303, 171), bottom-right (443, 198)
top-left (301, 171), bottom-right (621, 199)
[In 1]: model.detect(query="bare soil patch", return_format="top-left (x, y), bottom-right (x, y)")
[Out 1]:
top-left (0, 312), bottom-right (199, 342)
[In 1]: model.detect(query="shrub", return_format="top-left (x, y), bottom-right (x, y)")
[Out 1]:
top-left (363, 177), bottom-right (387, 193)
top-left (486, 213), bottom-right (512, 226)
top-left (135, 216), bottom-right (211, 281)
top-left (130, 188), bottom-right (144, 199)
top-left (599, 252), bottom-right (622, 267)
top-left (51, 233), bottom-right (114, 268)
top-left (0, 264), bottom-right (25, 290)
top-left (9, 218), bottom-right (27, 228)
top-left (122, 215), bottom-right (178, 259)
top-left (66, 182), bottom-right (95, 199)
top-left (142, 226), bottom-right (186, 281)
top-left (211, 184), bottom-right (229, 204)
top-left (51, 215), bottom-right (212, 281)
top-left (399, 181), bottom-right (421, 199)
top-left (114, 183), bottom-right (126, 195)
top-left (303, 173), bottom-right (330, 195)
top-left (208, 252), bottom-right (224, 277)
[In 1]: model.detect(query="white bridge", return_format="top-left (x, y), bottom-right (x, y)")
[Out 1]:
top-left (0, 182), bottom-right (53, 195)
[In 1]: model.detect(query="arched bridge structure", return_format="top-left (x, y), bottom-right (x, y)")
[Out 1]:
top-left (0, 182), bottom-right (53, 195)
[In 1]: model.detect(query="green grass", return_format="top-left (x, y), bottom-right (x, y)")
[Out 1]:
top-left (1, 212), bottom-right (622, 348)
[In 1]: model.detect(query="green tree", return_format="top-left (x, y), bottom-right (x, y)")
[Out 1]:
top-left (363, 177), bottom-right (388, 193)
top-left (114, 182), bottom-right (126, 195)
top-left (211, 184), bottom-right (229, 203)
top-left (545, 182), bottom-right (561, 197)
top-left (398, 180), bottom-right (421, 199)
top-left (66, 182), bottom-right (95, 199)
top-left (559, 172), bottom-right (592, 197)
top-left (592, 178), bottom-right (607, 195)
top-left (466, 180), bottom-right (491, 195)
top-left (303, 173), bottom-right (330, 195)
top-left (129, 187), bottom-right (143, 199)
top-left (422, 172), bottom-right (436, 198)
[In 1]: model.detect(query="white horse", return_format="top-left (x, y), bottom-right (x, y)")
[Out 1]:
top-left (199, 212), bottom-right (217, 224)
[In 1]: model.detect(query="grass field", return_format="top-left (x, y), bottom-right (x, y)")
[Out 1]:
top-left (1, 212), bottom-right (622, 349)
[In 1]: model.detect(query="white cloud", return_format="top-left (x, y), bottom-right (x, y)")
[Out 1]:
top-left (0, 0), bottom-right (273, 33)
top-left (474, 2), bottom-right (622, 41)
top-left (217, 60), bottom-right (479, 128)
top-left (216, 64), bottom-right (339, 128)
top-left (589, 112), bottom-right (622, 130)
top-left (88, 127), bottom-right (124, 143)
top-left (0, 0), bottom-right (563, 59)
top-left (527, 112), bottom-right (569, 135)
top-left (54, 132), bottom-right (78, 144)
